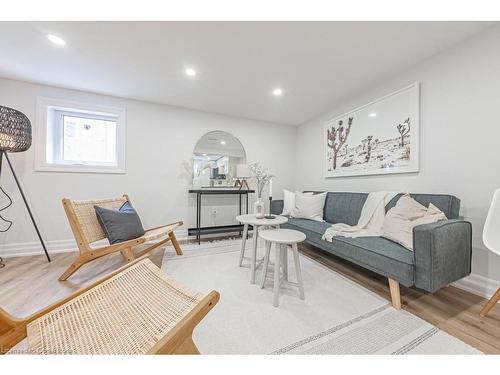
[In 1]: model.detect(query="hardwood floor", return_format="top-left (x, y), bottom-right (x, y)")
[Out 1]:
top-left (0, 246), bottom-right (167, 318)
top-left (0, 239), bottom-right (499, 354)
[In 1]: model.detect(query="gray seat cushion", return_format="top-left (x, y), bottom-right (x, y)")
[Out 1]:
top-left (284, 218), bottom-right (332, 234)
top-left (284, 217), bottom-right (415, 286)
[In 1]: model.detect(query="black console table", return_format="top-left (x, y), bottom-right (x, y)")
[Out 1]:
top-left (188, 189), bottom-right (255, 244)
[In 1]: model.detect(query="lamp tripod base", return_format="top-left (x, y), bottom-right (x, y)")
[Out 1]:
top-left (0, 151), bottom-right (51, 263)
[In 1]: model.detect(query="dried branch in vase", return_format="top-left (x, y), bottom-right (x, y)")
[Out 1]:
top-left (249, 162), bottom-right (273, 198)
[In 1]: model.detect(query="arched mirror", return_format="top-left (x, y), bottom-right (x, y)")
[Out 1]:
top-left (192, 131), bottom-right (246, 188)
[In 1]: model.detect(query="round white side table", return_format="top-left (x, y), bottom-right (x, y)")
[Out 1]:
top-left (236, 214), bottom-right (288, 284)
top-left (258, 228), bottom-right (306, 307)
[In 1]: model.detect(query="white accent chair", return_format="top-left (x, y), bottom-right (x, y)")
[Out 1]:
top-left (480, 188), bottom-right (500, 317)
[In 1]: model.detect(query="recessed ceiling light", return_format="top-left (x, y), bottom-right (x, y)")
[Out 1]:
top-left (369, 112), bottom-right (377, 118)
top-left (272, 88), bottom-right (283, 97)
top-left (47, 34), bottom-right (66, 46)
top-left (185, 68), bottom-right (197, 77)
top-left (220, 140), bottom-right (226, 145)
top-left (202, 153), bottom-right (207, 156)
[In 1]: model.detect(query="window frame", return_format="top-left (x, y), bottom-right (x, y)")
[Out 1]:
top-left (35, 97), bottom-right (126, 174)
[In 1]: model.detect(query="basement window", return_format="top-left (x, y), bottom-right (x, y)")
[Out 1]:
top-left (35, 97), bottom-right (126, 173)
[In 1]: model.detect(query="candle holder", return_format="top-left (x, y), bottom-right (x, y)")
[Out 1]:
top-left (264, 196), bottom-right (276, 219)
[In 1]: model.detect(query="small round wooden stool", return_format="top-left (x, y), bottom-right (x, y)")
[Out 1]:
top-left (258, 228), bottom-right (306, 307)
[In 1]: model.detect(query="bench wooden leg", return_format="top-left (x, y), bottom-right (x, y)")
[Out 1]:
top-left (388, 278), bottom-right (401, 310)
top-left (169, 232), bottom-right (183, 256)
top-left (172, 335), bottom-right (200, 354)
top-left (480, 287), bottom-right (500, 317)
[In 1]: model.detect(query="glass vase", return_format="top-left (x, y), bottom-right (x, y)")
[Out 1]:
top-left (253, 197), bottom-right (265, 219)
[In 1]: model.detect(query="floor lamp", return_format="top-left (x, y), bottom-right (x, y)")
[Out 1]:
top-left (0, 105), bottom-right (51, 266)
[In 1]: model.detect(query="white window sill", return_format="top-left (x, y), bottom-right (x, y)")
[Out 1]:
top-left (35, 164), bottom-right (126, 174)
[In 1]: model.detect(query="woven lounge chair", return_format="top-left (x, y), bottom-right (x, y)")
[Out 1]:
top-left (0, 257), bottom-right (220, 354)
top-left (59, 194), bottom-right (183, 281)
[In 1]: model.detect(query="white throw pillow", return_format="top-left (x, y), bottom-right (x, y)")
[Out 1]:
top-left (382, 195), bottom-right (447, 250)
top-left (291, 192), bottom-right (327, 222)
top-left (281, 189), bottom-right (312, 216)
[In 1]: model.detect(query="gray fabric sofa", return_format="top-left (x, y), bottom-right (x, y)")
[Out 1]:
top-left (271, 192), bottom-right (472, 308)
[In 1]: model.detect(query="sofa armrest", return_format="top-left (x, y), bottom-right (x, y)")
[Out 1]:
top-left (413, 219), bottom-right (472, 292)
top-left (271, 200), bottom-right (283, 215)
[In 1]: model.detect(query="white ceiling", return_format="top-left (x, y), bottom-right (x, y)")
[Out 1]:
top-left (0, 22), bottom-right (493, 126)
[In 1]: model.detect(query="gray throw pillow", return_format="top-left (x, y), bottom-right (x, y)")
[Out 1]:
top-left (94, 201), bottom-right (145, 244)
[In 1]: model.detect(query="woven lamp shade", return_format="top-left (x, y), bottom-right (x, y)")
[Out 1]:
top-left (0, 105), bottom-right (32, 152)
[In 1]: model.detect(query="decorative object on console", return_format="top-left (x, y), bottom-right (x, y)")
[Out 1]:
top-left (291, 191), bottom-right (327, 222)
top-left (235, 163), bottom-right (250, 190)
top-left (249, 162), bottom-right (273, 219)
top-left (324, 82), bottom-right (420, 178)
top-left (0, 105), bottom-right (51, 264)
top-left (193, 160), bottom-right (214, 189)
top-left (382, 194), bottom-right (446, 250)
top-left (480, 188), bottom-right (500, 317)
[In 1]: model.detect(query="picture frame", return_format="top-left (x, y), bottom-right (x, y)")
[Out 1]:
top-left (324, 82), bottom-right (420, 178)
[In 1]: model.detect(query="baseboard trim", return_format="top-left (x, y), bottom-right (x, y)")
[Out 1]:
top-left (0, 239), bottom-right (78, 258)
top-left (453, 273), bottom-right (499, 299)
top-left (0, 229), bottom-right (189, 258)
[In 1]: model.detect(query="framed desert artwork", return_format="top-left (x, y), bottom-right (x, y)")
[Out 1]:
top-left (324, 82), bottom-right (420, 178)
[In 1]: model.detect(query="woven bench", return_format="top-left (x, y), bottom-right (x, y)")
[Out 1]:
top-left (0, 258), bottom-right (219, 354)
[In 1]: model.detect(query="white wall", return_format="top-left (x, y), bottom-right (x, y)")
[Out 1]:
top-left (0, 78), bottom-right (297, 257)
top-left (295, 25), bottom-right (500, 286)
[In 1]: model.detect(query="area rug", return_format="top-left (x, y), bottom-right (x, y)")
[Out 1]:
top-left (161, 239), bottom-right (481, 354)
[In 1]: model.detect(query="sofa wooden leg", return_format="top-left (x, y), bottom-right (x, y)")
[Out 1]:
top-left (388, 278), bottom-right (402, 310)
top-left (480, 287), bottom-right (500, 317)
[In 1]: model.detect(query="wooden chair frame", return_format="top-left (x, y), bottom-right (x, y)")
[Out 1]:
top-left (59, 194), bottom-right (184, 281)
top-left (0, 257), bottom-right (220, 354)
top-left (479, 287), bottom-right (499, 317)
